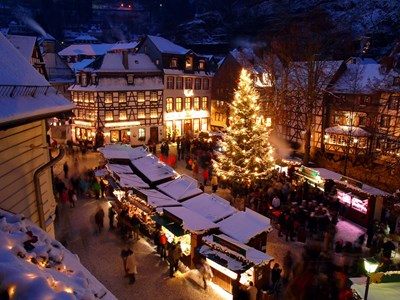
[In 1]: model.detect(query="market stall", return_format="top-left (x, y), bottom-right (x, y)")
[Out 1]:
top-left (295, 166), bottom-right (342, 191)
top-left (130, 154), bottom-right (178, 186)
top-left (199, 234), bottom-right (273, 294)
top-left (134, 188), bottom-right (182, 211)
top-left (181, 193), bottom-right (237, 223)
top-left (156, 174), bottom-right (203, 202)
top-left (151, 206), bottom-right (219, 269)
top-left (216, 208), bottom-right (273, 252)
top-left (98, 144), bottom-right (149, 161)
top-left (351, 271), bottom-right (400, 300)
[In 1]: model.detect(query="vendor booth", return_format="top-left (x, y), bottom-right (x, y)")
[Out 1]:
top-left (200, 234), bottom-right (273, 294)
top-left (130, 155), bottom-right (178, 186)
top-left (351, 271), bottom-right (400, 300)
top-left (181, 193), bottom-right (237, 223)
top-left (216, 208), bottom-right (273, 252)
top-left (156, 174), bottom-right (203, 202)
top-left (98, 144), bottom-right (148, 161)
top-left (115, 173), bottom-right (149, 189)
top-left (151, 206), bottom-right (219, 269)
top-left (134, 188), bottom-right (182, 211)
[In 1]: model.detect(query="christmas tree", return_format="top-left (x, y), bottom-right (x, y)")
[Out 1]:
top-left (212, 69), bottom-right (275, 188)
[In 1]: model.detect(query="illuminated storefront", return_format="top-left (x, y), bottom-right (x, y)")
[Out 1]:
top-left (165, 110), bottom-right (209, 137)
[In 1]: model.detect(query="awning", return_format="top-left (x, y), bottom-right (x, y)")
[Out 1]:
top-left (325, 125), bottom-right (371, 137)
top-left (151, 215), bottom-right (185, 237)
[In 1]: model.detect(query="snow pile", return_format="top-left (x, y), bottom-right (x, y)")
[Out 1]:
top-left (0, 209), bottom-right (116, 300)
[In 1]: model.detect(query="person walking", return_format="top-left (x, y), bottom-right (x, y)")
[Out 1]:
top-left (159, 231), bottom-right (168, 260)
top-left (94, 206), bottom-right (105, 234)
top-left (121, 245), bottom-right (133, 277)
top-left (63, 161), bottom-right (69, 179)
top-left (168, 241), bottom-right (182, 277)
top-left (125, 249), bottom-right (137, 284)
top-left (211, 174), bottom-right (218, 193)
top-left (202, 168), bottom-right (209, 186)
top-left (271, 262), bottom-right (282, 292)
top-left (176, 137), bottom-right (181, 161)
top-left (108, 206), bottom-right (116, 230)
top-left (153, 229), bottom-right (161, 255)
top-left (198, 259), bottom-right (213, 289)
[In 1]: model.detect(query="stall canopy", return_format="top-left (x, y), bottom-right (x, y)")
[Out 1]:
top-left (350, 273), bottom-right (400, 300)
top-left (156, 174), bottom-right (203, 202)
top-left (135, 188), bottom-right (181, 209)
top-left (217, 208), bottom-right (272, 244)
top-left (106, 163), bottom-right (134, 174)
top-left (116, 173), bottom-right (150, 189)
top-left (200, 234), bottom-right (273, 272)
top-left (181, 193), bottom-right (237, 223)
top-left (162, 206), bottom-right (219, 234)
top-left (98, 144), bottom-right (149, 160)
top-left (130, 155), bottom-right (178, 184)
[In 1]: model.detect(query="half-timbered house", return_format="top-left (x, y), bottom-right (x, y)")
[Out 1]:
top-left (0, 32), bottom-right (75, 237)
top-left (69, 50), bottom-right (164, 147)
top-left (136, 35), bottom-right (213, 138)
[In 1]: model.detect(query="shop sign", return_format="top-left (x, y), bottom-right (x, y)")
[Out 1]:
top-left (340, 176), bottom-right (363, 189)
top-left (213, 235), bottom-right (246, 256)
top-left (298, 166), bottom-right (319, 179)
top-left (163, 209), bottom-right (183, 225)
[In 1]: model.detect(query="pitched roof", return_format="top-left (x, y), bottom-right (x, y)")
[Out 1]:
top-left (98, 53), bottom-right (160, 72)
top-left (58, 43), bottom-right (114, 56)
top-left (147, 35), bottom-right (189, 55)
top-left (6, 34), bottom-right (36, 62)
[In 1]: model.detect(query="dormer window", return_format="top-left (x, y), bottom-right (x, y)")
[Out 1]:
top-left (75, 72), bottom-right (80, 84)
top-left (199, 60), bottom-right (205, 70)
top-left (127, 74), bottom-right (134, 85)
top-left (170, 58), bottom-right (178, 68)
top-left (81, 73), bottom-right (87, 87)
top-left (91, 73), bottom-right (97, 85)
top-left (394, 77), bottom-right (400, 86)
top-left (185, 56), bottom-right (193, 70)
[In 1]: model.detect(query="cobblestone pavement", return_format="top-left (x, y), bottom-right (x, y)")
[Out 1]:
top-left (53, 143), bottom-right (366, 300)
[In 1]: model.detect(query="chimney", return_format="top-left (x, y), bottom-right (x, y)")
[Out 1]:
top-left (122, 50), bottom-right (129, 69)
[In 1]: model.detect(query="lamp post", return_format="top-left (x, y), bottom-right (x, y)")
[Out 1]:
top-left (363, 257), bottom-right (379, 300)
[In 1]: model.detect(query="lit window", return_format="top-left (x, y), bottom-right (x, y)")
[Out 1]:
top-left (138, 109), bottom-right (145, 119)
top-left (81, 73), bottom-right (87, 87)
top-left (201, 96), bottom-right (208, 110)
top-left (119, 110), bottom-right (127, 120)
top-left (151, 108), bottom-right (158, 118)
top-left (84, 92), bottom-right (89, 103)
top-left (151, 91), bottom-right (158, 101)
top-left (127, 74), bottom-right (134, 85)
top-left (166, 97), bottom-right (173, 112)
top-left (185, 97), bottom-right (191, 110)
top-left (194, 78), bottom-right (201, 90)
top-left (176, 77), bottom-right (183, 89)
top-left (203, 78), bottom-right (209, 90)
top-left (138, 92), bottom-right (145, 102)
top-left (119, 92), bottom-right (127, 104)
top-left (138, 128), bottom-right (146, 141)
top-left (105, 111), bottom-right (113, 121)
top-left (185, 78), bottom-right (192, 89)
top-left (193, 97), bottom-right (200, 110)
top-left (105, 93), bottom-right (112, 104)
top-left (91, 73), bottom-right (97, 85)
top-left (170, 58), bottom-right (178, 68)
top-left (167, 76), bottom-right (174, 89)
top-left (199, 60), bottom-right (205, 70)
top-left (89, 93), bottom-right (94, 104)
top-left (185, 57), bottom-right (193, 69)
top-left (175, 97), bottom-right (182, 112)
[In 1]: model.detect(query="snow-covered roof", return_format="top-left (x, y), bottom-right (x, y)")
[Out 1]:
top-left (163, 206), bottom-right (218, 233)
top-left (74, 35), bottom-right (98, 41)
top-left (110, 42), bottom-right (138, 51)
top-left (116, 173), bottom-right (149, 189)
top-left (98, 144), bottom-right (149, 160)
top-left (325, 125), bottom-right (372, 137)
top-left (330, 62), bottom-right (385, 94)
top-left (181, 193), bottom-right (237, 223)
top-left (351, 279), bottom-right (400, 300)
top-left (70, 58), bottom-right (95, 73)
top-left (230, 47), bottom-right (263, 75)
top-left (201, 234), bottom-right (273, 270)
top-left (58, 44), bottom-right (114, 56)
top-left (0, 32), bottom-right (75, 126)
top-left (156, 174), bottom-right (203, 201)
top-left (130, 155), bottom-right (177, 183)
top-left (217, 208), bottom-right (272, 244)
top-left (106, 163), bottom-right (133, 174)
top-left (0, 209), bottom-right (116, 300)
top-left (6, 34), bottom-right (36, 62)
top-left (98, 53), bottom-right (160, 72)
top-left (163, 69), bottom-right (213, 77)
top-left (311, 168), bottom-right (343, 181)
top-left (135, 188), bottom-right (181, 208)
top-left (147, 35), bottom-right (189, 55)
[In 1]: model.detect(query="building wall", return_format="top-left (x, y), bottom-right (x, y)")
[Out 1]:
top-left (0, 120), bottom-right (57, 237)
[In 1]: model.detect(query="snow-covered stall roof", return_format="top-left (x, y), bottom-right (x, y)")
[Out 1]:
top-left (200, 234), bottom-right (273, 271)
top-left (98, 53), bottom-right (160, 73)
top-left (163, 206), bottom-right (219, 234)
top-left (115, 173), bottom-right (149, 189)
top-left (217, 208), bottom-right (272, 244)
top-left (130, 155), bottom-right (177, 183)
top-left (106, 163), bottom-right (133, 174)
top-left (0, 209), bottom-right (116, 300)
top-left (98, 144), bottom-right (149, 160)
top-left (181, 193), bottom-right (237, 223)
top-left (0, 33), bottom-right (75, 127)
top-left (58, 43), bottom-right (113, 56)
top-left (147, 35), bottom-right (189, 55)
top-left (351, 277), bottom-right (400, 300)
top-left (312, 168), bottom-right (390, 196)
top-left (156, 174), bottom-right (203, 201)
top-left (325, 125), bottom-right (371, 137)
top-left (135, 188), bottom-right (181, 208)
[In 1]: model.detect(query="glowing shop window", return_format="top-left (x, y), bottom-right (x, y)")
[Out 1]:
top-left (138, 92), bottom-right (145, 103)
top-left (138, 109), bottom-right (145, 119)
top-left (105, 93), bottom-right (112, 104)
top-left (151, 91), bottom-right (158, 101)
top-left (105, 111), bottom-right (113, 121)
top-left (193, 97), bottom-right (200, 110)
top-left (166, 98), bottom-right (173, 112)
top-left (119, 110), bottom-right (127, 120)
top-left (151, 108), bottom-right (158, 118)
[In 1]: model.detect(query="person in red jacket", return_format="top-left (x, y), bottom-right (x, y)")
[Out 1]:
top-left (159, 231), bottom-right (167, 260)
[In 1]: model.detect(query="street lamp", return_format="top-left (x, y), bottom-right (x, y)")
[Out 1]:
top-left (363, 257), bottom-right (379, 300)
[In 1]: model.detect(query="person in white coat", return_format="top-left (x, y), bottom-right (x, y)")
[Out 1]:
top-left (125, 249), bottom-right (137, 284)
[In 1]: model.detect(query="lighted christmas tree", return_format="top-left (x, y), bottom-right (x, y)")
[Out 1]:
top-left (213, 69), bottom-right (275, 188)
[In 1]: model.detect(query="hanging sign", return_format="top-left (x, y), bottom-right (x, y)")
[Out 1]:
top-left (340, 176), bottom-right (363, 189)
